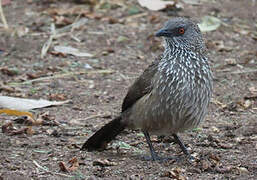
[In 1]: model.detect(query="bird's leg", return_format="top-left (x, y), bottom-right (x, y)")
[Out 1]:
top-left (172, 134), bottom-right (189, 155)
top-left (172, 134), bottom-right (194, 160)
top-left (143, 131), bottom-right (162, 161)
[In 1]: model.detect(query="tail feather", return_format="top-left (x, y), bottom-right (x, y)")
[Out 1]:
top-left (81, 116), bottom-right (125, 151)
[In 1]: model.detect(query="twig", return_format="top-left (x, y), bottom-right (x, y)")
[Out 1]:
top-left (33, 160), bottom-right (49, 172)
top-left (222, 69), bottom-right (257, 75)
top-left (81, 113), bottom-right (111, 121)
top-left (8, 69), bottom-right (114, 86)
top-left (0, 0), bottom-right (8, 29)
top-left (32, 160), bottom-right (73, 178)
top-left (41, 23), bottom-right (56, 58)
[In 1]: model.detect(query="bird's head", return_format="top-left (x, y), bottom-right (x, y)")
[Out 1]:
top-left (156, 17), bottom-right (205, 52)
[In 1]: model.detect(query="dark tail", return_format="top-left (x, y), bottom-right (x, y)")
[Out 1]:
top-left (81, 116), bottom-right (126, 151)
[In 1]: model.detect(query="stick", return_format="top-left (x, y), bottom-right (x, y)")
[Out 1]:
top-left (223, 69), bottom-right (257, 75)
top-left (0, 0), bottom-right (8, 29)
top-left (32, 160), bottom-right (73, 178)
top-left (8, 69), bottom-right (114, 86)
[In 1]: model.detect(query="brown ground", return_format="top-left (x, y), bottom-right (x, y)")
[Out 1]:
top-left (0, 0), bottom-right (257, 179)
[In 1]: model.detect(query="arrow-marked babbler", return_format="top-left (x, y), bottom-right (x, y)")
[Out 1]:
top-left (81, 17), bottom-right (213, 161)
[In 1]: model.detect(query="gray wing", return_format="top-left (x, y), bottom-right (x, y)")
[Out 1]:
top-left (121, 57), bottom-right (160, 112)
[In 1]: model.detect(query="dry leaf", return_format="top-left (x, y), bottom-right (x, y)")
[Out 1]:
top-left (48, 93), bottom-right (67, 101)
top-left (198, 16), bottom-right (221, 32)
top-left (0, 66), bottom-right (19, 76)
top-left (211, 99), bottom-right (227, 109)
top-left (13, 116), bottom-right (42, 126)
top-left (236, 167), bottom-right (249, 174)
top-left (59, 157), bottom-right (79, 172)
top-left (53, 16), bottom-right (72, 26)
top-left (161, 167), bottom-right (186, 180)
top-left (2, 122), bottom-right (14, 133)
top-left (68, 157), bottom-right (79, 171)
top-left (0, 96), bottom-right (70, 111)
top-left (59, 162), bottom-right (69, 172)
top-left (26, 126), bottom-right (35, 135)
top-left (2, 122), bottom-right (32, 136)
top-left (0, 83), bottom-right (18, 93)
top-left (138, 0), bottom-right (175, 11)
top-left (238, 99), bottom-right (252, 109)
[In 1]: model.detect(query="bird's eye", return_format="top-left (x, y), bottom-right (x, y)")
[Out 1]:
top-left (178, 28), bottom-right (185, 35)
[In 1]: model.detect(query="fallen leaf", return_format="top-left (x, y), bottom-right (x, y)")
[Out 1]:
top-left (198, 16), bottom-right (221, 32)
top-left (2, 122), bottom-right (32, 136)
top-left (238, 99), bottom-right (252, 109)
top-left (0, 96), bottom-right (70, 111)
top-left (53, 46), bottom-right (93, 57)
top-left (59, 157), bottom-right (79, 172)
top-left (13, 116), bottom-right (42, 126)
top-left (26, 126), bottom-right (35, 135)
top-left (160, 167), bottom-right (186, 180)
top-left (59, 162), bottom-right (69, 172)
top-left (2, 122), bottom-right (14, 133)
top-left (48, 93), bottom-right (67, 101)
top-left (38, 111), bottom-right (59, 126)
top-left (211, 99), bottom-right (227, 109)
top-left (68, 157), bottom-right (79, 171)
top-left (138, 0), bottom-right (175, 11)
top-left (236, 167), bottom-right (249, 174)
top-left (0, 66), bottom-right (19, 76)
top-left (53, 16), bottom-right (72, 26)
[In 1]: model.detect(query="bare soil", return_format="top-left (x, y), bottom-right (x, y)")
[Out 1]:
top-left (0, 0), bottom-right (256, 179)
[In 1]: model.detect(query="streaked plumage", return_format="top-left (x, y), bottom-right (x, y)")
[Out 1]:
top-left (82, 17), bottom-right (213, 161)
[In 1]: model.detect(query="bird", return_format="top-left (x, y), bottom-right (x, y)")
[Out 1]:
top-left (81, 17), bottom-right (213, 161)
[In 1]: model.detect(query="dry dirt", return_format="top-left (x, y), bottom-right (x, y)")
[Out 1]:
top-left (0, 0), bottom-right (257, 179)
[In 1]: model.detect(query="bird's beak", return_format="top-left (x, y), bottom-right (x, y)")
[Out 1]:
top-left (155, 28), bottom-right (170, 37)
